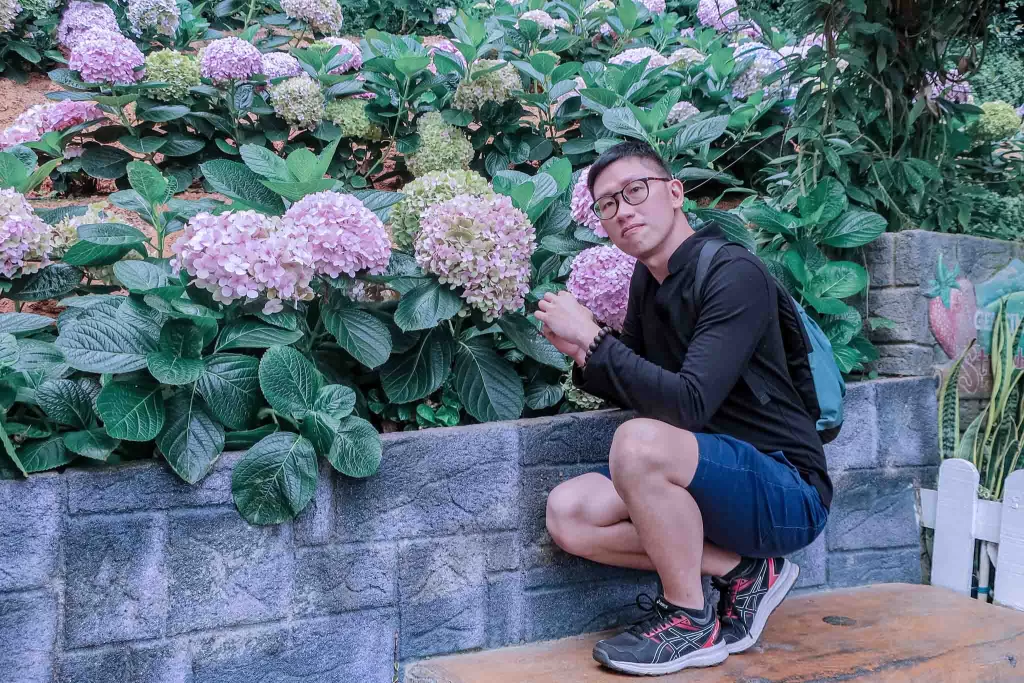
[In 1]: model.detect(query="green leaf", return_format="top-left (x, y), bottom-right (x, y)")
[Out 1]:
top-left (96, 381), bottom-right (166, 441)
top-left (147, 320), bottom-right (206, 385)
top-left (13, 339), bottom-right (66, 373)
top-left (454, 337), bottom-right (525, 422)
top-left (140, 105), bottom-right (190, 122)
top-left (113, 261), bottom-right (169, 292)
top-left (197, 354), bottom-right (262, 430)
top-left (299, 409), bottom-right (340, 456)
top-left (821, 307), bottom-right (863, 346)
top-left (313, 384), bottom-right (356, 418)
top-left (602, 107), bottom-right (647, 140)
top-left (17, 437), bottom-right (73, 473)
top-left (525, 379), bottom-right (563, 409)
top-left (240, 144), bottom-right (293, 182)
top-left (200, 159), bottom-right (286, 215)
top-left (0, 313), bottom-right (54, 336)
top-left (285, 148), bottom-right (320, 183)
top-left (216, 321), bottom-right (303, 351)
top-left (224, 424), bottom-right (278, 450)
top-left (497, 314), bottom-right (568, 370)
top-left (61, 241), bottom-right (136, 267)
top-left (742, 205), bottom-right (796, 237)
top-left (798, 177), bottom-right (847, 225)
top-left (55, 315), bottom-right (158, 373)
top-left (258, 345), bottom-right (323, 416)
top-left (820, 210), bottom-right (887, 248)
top-left (809, 261), bottom-right (869, 299)
top-left (260, 178), bottom-right (336, 202)
top-left (380, 325), bottom-right (453, 403)
top-left (157, 388), bottom-right (225, 484)
top-left (327, 415), bottom-right (381, 477)
top-left (37, 379), bottom-right (95, 428)
top-left (0, 151), bottom-right (29, 189)
top-left (0, 333), bottom-right (18, 368)
top-left (160, 133), bottom-right (206, 157)
top-left (231, 431), bottom-right (318, 525)
top-left (63, 429), bottom-right (119, 461)
top-left (394, 280), bottom-right (464, 332)
top-left (78, 223), bottom-right (148, 246)
top-left (802, 292), bottom-right (852, 316)
top-left (80, 145), bottom-right (132, 180)
top-left (323, 303), bottom-right (392, 369)
top-left (7, 264), bottom-right (82, 301)
top-left (127, 162), bottom-right (170, 205)
top-left (674, 115), bottom-right (730, 150)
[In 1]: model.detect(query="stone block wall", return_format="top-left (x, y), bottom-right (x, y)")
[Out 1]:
top-left (0, 376), bottom-right (938, 682)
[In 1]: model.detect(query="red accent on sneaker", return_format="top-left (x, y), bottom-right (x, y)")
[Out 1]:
top-left (645, 614), bottom-right (697, 637)
top-left (701, 619), bottom-right (720, 649)
top-left (767, 559), bottom-right (781, 588)
top-left (733, 577), bottom-right (756, 593)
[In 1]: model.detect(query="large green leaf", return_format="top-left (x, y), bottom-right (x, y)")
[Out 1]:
top-left (453, 337), bottom-right (525, 422)
top-left (674, 115), bottom-right (729, 151)
top-left (160, 133), bottom-right (206, 157)
top-left (313, 384), bottom-right (355, 418)
top-left (323, 302), bottom-right (392, 369)
top-left (327, 415), bottom-right (381, 478)
top-left (742, 205), bottom-right (797, 237)
top-left (808, 261), bottom-right (869, 299)
top-left (63, 429), bottom-right (119, 461)
top-left (55, 315), bottom-right (158, 373)
top-left (17, 437), bottom-right (74, 473)
top-left (78, 223), bottom-right (149, 246)
top-left (37, 379), bottom-right (95, 428)
top-left (0, 334), bottom-right (18, 368)
top-left (298, 409), bottom-right (339, 457)
top-left (96, 381), bottom-right (166, 441)
top-left (0, 313), bottom-right (54, 336)
top-left (525, 379), bottom-right (563, 409)
top-left (380, 326), bottom-right (454, 403)
top-left (602, 107), bottom-right (647, 140)
top-left (80, 145), bottom-right (132, 180)
top-left (7, 264), bottom-right (82, 301)
top-left (127, 162), bottom-right (170, 205)
top-left (61, 241), bottom-right (136, 267)
top-left (798, 177), bottom-right (847, 225)
top-left (157, 388), bottom-right (225, 484)
top-left (224, 424), bottom-right (278, 450)
top-left (497, 314), bottom-right (568, 370)
top-left (216, 321), bottom-right (303, 351)
top-left (196, 354), bottom-right (262, 430)
top-left (231, 431), bottom-right (318, 525)
top-left (200, 159), bottom-right (286, 215)
top-left (393, 280), bottom-right (464, 332)
top-left (819, 210), bottom-right (887, 248)
top-left (146, 319), bottom-right (206, 385)
top-left (240, 144), bottom-right (293, 182)
top-left (113, 261), bottom-right (169, 292)
top-left (258, 345), bottom-right (323, 417)
top-left (13, 339), bottom-right (65, 373)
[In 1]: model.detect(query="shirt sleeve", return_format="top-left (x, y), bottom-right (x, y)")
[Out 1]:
top-left (576, 253), bottom-right (773, 431)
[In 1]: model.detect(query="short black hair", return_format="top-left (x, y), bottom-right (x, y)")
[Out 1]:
top-left (586, 140), bottom-right (673, 196)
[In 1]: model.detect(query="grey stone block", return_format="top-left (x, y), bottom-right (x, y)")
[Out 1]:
top-left (863, 232), bottom-right (895, 287)
top-left (486, 572), bottom-right (525, 648)
top-left (485, 532), bottom-right (520, 572)
top-left (65, 514), bottom-right (168, 647)
top-left (516, 409), bottom-right (631, 466)
top-left (824, 381), bottom-right (878, 471)
top-left (522, 541), bottom-right (652, 589)
top-left (872, 343), bottom-right (938, 377)
top-left (57, 643), bottom-right (190, 683)
top-left (334, 423), bottom-right (519, 542)
top-left (66, 453), bottom-right (241, 514)
top-left (191, 612), bottom-right (397, 683)
top-left (399, 536), bottom-right (486, 659)
top-left (522, 577), bottom-right (659, 642)
top-left (787, 532), bottom-right (826, 589)
top-left (876, 377), bottom-right (940, 468)
top-left (294, 542), bottom-right (396, 617)
top-left (866, 286), bottom-right (932, 344)
top-left (828, 547), bottom-right (922, 588)
top-left (0, 475), bottom-right (59, 591)
top-left (0, 591), bottom-right (57, 683)
top-left (293, 460), bottom-right (334, 546)
top-left (826, 469), bottom-right (921, 552)
top-left (518, 464), bottom-right (602, 548)
top-left (167, 508), bottom-right (292, 636)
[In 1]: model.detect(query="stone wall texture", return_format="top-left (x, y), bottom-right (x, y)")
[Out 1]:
top-left (0, 376), bottom-right (938, 683)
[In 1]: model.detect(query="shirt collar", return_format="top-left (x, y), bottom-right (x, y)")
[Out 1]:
top-left (667, 223), bottom-right (724, 275)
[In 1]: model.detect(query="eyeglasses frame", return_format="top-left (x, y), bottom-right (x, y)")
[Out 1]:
top-left (591, 176), bottom-right (674, 220)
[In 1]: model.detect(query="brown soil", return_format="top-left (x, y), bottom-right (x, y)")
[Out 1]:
top-left (0, 73), bottom-right (62, 129)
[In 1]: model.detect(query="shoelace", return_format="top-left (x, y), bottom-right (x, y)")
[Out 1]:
top-left (626, 593), bottom-right (676, 637)
top-left (714, 578), bottom-right (739, 620)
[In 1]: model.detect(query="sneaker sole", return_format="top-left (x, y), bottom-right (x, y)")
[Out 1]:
top-left (726, 560), bottom-right (800, 655)
top-left (593, 639), bottom-right (729, 676)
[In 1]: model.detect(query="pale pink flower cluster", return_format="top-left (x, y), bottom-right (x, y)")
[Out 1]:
top-left (1, 0), bottom-right (20, 33)
top-left (433, 5), bottom-right (456, 23)
top-left (427, 38), bottom-right (466, 74)
top-left (0, 100), bottom-right (103, 149)
top-left (567, 245), bottom-right (636, 331)
top-left (731, 43), bottom-right (784, 99)
top-left (1017, 104), bottom-right (1024, 118)
top-left (0, 189), bottom-right (53, 279)
top-left (667, 100), bottom-right (700, 125)
top-left (281, 0), bottom-right (342, 35)
top-left (416, 194), bottom-right (536, 320)
top-left (925, 69), bottom-right (973, 104)
top-left (262, 51), bottom-right (303, 81)
top-left (127, 0), bottom-right (180, 37)
top-left (696, 0), bottom-right (740, 31)
top-left (320, 37), bottom-right (362, 74)
top-left (57, 1), bottom-right (119, 49)
top-left (171, 211), bottom-right (315, 314)
top-left (639, 0), bottom-right (666, 14)
top-left (609, 47), bottom-right (669, 69)
top-left (571, 167), bottom-right (605, 237)
top-left (282, 192), bottom-right (391, 279)
top-left (518, 9), bottom-right (555, 30)
top-left (69, 29), bottom-right (146, 84)
top-left (200, 37), bottom-right (263, 83)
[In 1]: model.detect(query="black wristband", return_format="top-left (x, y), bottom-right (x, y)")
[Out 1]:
top-left (584, 325), bottom-right (612, 362)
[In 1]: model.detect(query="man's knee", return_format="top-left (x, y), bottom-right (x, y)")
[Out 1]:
top-left (545, 481), bottom-right (583, 551)
top-left (609, 418), bottom-right (697, 485)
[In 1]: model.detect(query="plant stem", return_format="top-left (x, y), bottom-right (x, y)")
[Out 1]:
top-left (243, 0), bottom-right (258, 31)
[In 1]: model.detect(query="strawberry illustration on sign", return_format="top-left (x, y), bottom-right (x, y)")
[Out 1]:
top-left (925, 253), bottom-right (977, 358)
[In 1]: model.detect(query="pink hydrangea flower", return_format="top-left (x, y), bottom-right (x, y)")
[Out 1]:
top-left (281, 0), bottom-right (343, 35)
top-left (200, 37), bottom-right (263, 83)
top-left (567, 245), bottom-right (636, 331)
top-left (609, 47), bottom-right (669, 69)
top-left (261, 52), bottom-right (303, 81)
top-left (639, 0), bottom-right (666, 13)
top-left (0, 100), bottom-right (104, 149)
top-left (571, 167), bottom-right (606, 237)
top-left (171, 210), bottom-right (316, 313)
top-left (925, 69), bottom-right (973, 104)
top-left (518, 9), bottom-right (555, 30)
top-left (668, 101), bottom-right (700, 125)
top-left (319, 37), bottom-right (362, 74)
top-left (0, 189), bottom-right (53, 279)
top-left (57, 1), bottom-right (120, 49)
top-left (69, 29), bottom-right (146, 84)
top-left (1, 0), bottom-right (21, 33)
top-left (696, 0), bottom-right (740, 31)
top-left (1017, 104), bottom-right (1024, 118)
top-left (282, 191), bottom-right (392, 278)
top-left (416, 194), bottom-right (536, 320)
top-left (427, 38), bottom-right (466, 74)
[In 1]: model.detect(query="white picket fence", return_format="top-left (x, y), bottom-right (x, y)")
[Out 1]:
top-left (918, 458), bottom-right (1024, 611)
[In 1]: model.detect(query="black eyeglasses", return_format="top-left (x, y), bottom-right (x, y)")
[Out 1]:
top-left (591, 177), bottom-right (672, 220)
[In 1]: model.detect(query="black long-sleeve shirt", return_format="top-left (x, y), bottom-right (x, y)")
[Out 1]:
top-left (574, 225), bottom-right (833, 509)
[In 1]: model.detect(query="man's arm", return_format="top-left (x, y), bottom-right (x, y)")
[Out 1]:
top-left (577, 255), bottom-right (772, 431)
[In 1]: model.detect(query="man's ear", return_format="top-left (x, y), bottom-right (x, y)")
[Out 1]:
top-left (669, 178), bottom-right (685, 208)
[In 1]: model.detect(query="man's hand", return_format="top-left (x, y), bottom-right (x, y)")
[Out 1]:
top-left (541, 325), bottom-right (587, 367)
top-left (534, 291), bottom-right (602, 360)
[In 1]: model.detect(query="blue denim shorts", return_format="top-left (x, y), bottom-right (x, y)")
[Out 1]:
top-left (596, 432), bottom-right (827, 558)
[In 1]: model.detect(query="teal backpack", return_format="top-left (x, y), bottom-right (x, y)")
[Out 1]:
top-left (694, 239), bottom-right (846, 443)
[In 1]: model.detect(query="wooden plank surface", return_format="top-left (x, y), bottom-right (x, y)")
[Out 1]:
top-left (406, 584), bottom-right (1024, 683)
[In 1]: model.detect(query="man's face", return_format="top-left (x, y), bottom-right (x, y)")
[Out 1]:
top-left (590, 157), bottom-right (683, 259)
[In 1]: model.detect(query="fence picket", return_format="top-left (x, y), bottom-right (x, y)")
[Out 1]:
top-left (995, 470), bottom-right (1024, 610)
top-left (931, 459), bottom-right (980, 595)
